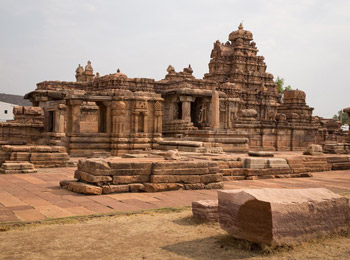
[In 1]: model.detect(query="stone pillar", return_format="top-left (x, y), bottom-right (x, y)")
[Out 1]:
top-left (182, 102), bottom-right (191, 121)
top-left (179, 96), bottom-right (192, 122)
top-left (210, 91), bottom-right (220, 129)
top-left (68, 100), bottom-right (82, 133)
top-left (154, 101), bottom-right (162, 134)
top-left (55, 104), bottom-right (66, 133)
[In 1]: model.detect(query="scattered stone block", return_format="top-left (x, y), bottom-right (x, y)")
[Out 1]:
top-left (144, 183), bottom-right (184, 192)
top-left (184, 183), bottom-right (205, 190)
top-left (68, 182), bottom-right (102, 195)
top-left (164, 149), bottom-right (181, 160)
top-left (59, 179), bottom-right (76, 188)
top-left (303, 144), bottom-right (323, 155)
top-left (0, 162), bottom-right (37, 174)
top-left (205, 182), bottom-right (224, 189)
top-left (78, 171), bottom-right (112, 184)
top-left (102, 184), bottom-right (129, 194)
top-left (129, 183), bottom-right (145, 192)
top-left (192, 200), bottom-right (219, 222)
top-left (243, 158), bottom-right (268, 169)
top-left (267, 158), bottom-right (289, 168)
top-left (218, 188), bottom-right (350, 245)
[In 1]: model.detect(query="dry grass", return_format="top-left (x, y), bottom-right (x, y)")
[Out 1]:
top-left (0, 206), bottom-right (350, 260)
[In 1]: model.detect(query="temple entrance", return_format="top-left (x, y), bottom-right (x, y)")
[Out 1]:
top-left (191, 98), bottom-right (205, 128)
top-left (48, 111), bottom-right (55, 132)
top-left (177, 102), bottom-right (182, 120)
top-left (97, 102), bottom-right (106, 133)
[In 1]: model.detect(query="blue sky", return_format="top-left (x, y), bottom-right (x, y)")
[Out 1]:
top-left (0, 0), bottom-right (349, 117)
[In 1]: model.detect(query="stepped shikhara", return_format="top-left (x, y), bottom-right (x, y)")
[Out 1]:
top-left (0, 23), bottom-right (344, 158)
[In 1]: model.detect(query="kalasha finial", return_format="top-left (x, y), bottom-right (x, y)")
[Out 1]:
top-left (117, 69), bottom-right (120, 73)
top-left (238, 22), bottom-right (243, 30)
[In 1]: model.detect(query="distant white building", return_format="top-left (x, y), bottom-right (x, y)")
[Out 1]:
top-left (0, 101), bottom-right (16, 122)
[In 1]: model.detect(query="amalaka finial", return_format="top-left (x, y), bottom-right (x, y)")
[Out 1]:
top-left (238, 22), bottom-right (243, 30)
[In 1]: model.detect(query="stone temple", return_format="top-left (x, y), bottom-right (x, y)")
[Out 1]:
top-left (13, 24), bottom-right (326, 156)
top-left (0, 24), bottom-right (348, 193)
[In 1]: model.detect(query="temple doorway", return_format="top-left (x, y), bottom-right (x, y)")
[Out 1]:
top-left (97, 102), bottom-right (106, 133)
top-left (191, 98), bottom-right (205, 128)
top-left (48, 111), bottom-right (55, 132)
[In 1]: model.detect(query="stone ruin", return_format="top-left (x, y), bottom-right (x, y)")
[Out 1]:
top-left (193, 188), bottom-right (350, 245)
top-left (218, 188), bottom-right (350, 245)
top-left (0, 23), bottom-right (350, 193)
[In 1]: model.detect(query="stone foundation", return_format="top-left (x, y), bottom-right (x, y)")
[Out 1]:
top-left (62, 158), bottom-right (223, 194)
top-left (0, 145), bottom-right (70, 173)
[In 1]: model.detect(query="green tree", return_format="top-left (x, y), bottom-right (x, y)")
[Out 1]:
top-left (274, 76), bottom-right (292, 93)
top-left (333, 110), bottom-right (349, 125)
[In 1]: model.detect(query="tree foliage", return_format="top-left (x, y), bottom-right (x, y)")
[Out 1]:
top-left (333, 110), bottom-right (349, 125)
top-left (274, 76), bottom-right (292, 93)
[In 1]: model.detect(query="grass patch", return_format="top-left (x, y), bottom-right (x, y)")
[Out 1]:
top-left (0, 206), bottom-right (190, 232)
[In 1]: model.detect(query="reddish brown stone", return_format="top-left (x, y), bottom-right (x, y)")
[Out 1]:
top-left (67, 182), bottom-right (102, 195)
top-left (218, 188), bottom-right (350, 245)
top-left (102, 184), bottom-right (129, 194)
top-left (192, 200), bottom-right (218, 222)
top-left (144, 183), bottom-right (184, 192)
top-left (113, 175), bottom-right (150, 185)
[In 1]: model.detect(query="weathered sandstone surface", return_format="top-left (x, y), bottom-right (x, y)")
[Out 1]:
top-left (218, 188), bottom-right (350, 245)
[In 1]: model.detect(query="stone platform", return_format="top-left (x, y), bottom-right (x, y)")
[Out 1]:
top-left (0, 167), bottom-right (350, 223)
top-left (57, 151), bottom-right (350, 194)
top-left (61, 158), bottom-right (223, 194)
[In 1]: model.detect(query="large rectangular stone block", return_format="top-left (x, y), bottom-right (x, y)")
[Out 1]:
top-left (150, 175), bottom-right (200, 184)
top-left (152, 161), bottom-right (210, 170)
top-left (108, 161), bottom-right (152, 170)
top-left (78, 171), bottom-right (112, 184)
top-left (218, 188), bottom-right (350, 245)
top-left (68, 182), bottom-right (102, 195)
top-left (267, 158), bottom-right (289, 168)
top-left (243, 158), bottom-right (268, 169)
top-left (113, 175), bottom-right (150, 184)
top-left (200, 174), bottom-right (223, 183)
top-left (192, 200), bottom-right (219, 222)
top-left (111, 168), bottom-right (152, 176)
top-left (102, 184), bottom-right (129, 194)
top-left (144, 183), bottom-right (184, 192)
top-left (152, 167), bottom-right (209, 175)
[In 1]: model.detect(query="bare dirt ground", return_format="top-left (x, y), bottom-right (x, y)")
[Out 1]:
top-left (0, 203), bottom-right (350, 260)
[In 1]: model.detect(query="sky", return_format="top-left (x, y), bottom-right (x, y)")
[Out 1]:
top-left (0, 0), bottom-right (349, 118)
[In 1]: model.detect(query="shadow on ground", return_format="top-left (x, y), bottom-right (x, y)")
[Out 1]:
top-left (162, 235), bottom-right (260, 259)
